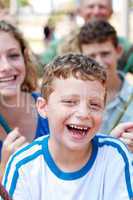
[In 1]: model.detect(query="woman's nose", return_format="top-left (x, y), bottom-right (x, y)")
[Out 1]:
top-left (0, 56), bottom-right (11, 72)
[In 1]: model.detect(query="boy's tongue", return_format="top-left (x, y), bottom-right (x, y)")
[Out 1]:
top-left (67, 124), bottom-right (88, 139)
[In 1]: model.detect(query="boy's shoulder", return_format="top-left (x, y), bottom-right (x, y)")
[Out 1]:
top-left (94, 134), bottom-right (132, 173)
top-left (7, 135), bottom-right (49, 167)
top-left (96, 133), bottom-right (126, 146)
top-left (95, 133), bottom-right (130, 157)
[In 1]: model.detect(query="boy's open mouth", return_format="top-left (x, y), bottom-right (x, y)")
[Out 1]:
top-left (66, 124), bottom-right (90, 137)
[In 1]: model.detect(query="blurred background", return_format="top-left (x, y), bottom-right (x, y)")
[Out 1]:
top-left (1, 0), bottom-right (133, 55)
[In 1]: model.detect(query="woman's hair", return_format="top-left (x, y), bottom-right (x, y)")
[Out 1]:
top-left (0, 20), bottom-right (38, 92)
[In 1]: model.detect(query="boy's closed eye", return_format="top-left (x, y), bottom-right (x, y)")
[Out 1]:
top-left (61, 99), bottom-right (103, 111)
top-left (61, 99), bottom-right (78, 106)
top-left (89, 101), bottom-right (104, 112)
top-left (89, 103), bottom-right (103, 111)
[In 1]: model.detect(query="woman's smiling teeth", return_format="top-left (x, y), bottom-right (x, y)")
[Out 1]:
top-left (0, 75), bottom-right (17, 82)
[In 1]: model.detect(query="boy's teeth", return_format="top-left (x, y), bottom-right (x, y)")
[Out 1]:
top-left (0, 76), bottom-right (15, 82)
top-left (69, 124), bottom-right (88, 131)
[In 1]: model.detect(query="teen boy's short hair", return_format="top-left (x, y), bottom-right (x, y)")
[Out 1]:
top-left (78, 20), bottom-right (118, 50)
top-left (41, 53), bottom-right (107, 100)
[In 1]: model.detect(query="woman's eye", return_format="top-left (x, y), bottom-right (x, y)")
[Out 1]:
top-left (8, 53), bottom-right (21, 59)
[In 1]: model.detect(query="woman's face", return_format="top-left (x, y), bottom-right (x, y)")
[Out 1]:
top-left (0, 31), bottom-right (26, 97)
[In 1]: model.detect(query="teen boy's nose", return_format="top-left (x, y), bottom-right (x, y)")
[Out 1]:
top-left (94, 54), bottom-right (105, 67)
top-left (0, 56), bottom-right (11, 72)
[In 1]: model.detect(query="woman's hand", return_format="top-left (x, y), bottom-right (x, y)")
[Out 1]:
top-left (0, 128), bottom-right (28, 181)
top-left (110, 122), bottom-right (133, 152)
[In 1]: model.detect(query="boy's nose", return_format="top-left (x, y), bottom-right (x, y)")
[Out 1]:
top-left (76, 103), bottom-right (89, 119)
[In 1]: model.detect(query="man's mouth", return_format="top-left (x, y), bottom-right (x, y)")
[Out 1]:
top-left (67, 124), bottom-right (90, 137)
top-left (0, 75), bottom-right (17, 83)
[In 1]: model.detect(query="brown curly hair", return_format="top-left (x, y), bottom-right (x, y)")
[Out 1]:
top-left (41, 53), bottom-right (107, 101)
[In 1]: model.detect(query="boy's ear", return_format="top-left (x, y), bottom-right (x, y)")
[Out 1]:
top-left (36, 97), bottom-right (48, 118)
top-left (116, 44), bottom-right (124, 59)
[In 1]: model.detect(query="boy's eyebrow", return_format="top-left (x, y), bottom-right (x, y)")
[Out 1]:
top-left (60, 95), bottom-right (104, 102)
top-left (60, 94), bottom-right (79, 99)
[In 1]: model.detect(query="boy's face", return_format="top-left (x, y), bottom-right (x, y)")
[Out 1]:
top-left (79, 0), bottom-right (112, 22)
top-left (38, 77), bottom-right (105, 151)
top-left (81, 40), bottom-right (123, 78)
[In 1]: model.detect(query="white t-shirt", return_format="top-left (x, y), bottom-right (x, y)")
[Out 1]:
top-left (3, 134), bottom-right (133, 200)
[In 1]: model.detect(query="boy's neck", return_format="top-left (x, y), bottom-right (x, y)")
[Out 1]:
top-left (49, 140), bottom-right (92, 172)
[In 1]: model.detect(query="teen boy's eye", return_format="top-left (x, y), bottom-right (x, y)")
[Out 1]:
top-left (89, 54), bottom-right (96, 59)
top-left (101, 52), bottom-right (110, 57)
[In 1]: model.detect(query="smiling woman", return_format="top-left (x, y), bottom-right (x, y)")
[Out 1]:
top-left (0, 20), bottom-right (49, 181)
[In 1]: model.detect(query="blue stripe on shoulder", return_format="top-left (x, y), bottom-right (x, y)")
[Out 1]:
top-left (9, 150), bottom-right (42, 197)
top-left (96, 135), bottom-right (133, 198)
top-left (3, 136), bottom-right (48, 188)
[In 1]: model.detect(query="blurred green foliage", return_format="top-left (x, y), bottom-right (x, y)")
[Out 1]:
top-left (0, 0), bottom-right (29, 8)
top-left (18, 0), bottom-right (29, 6)
top-left (129, 0), bottom-right (133, 8)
